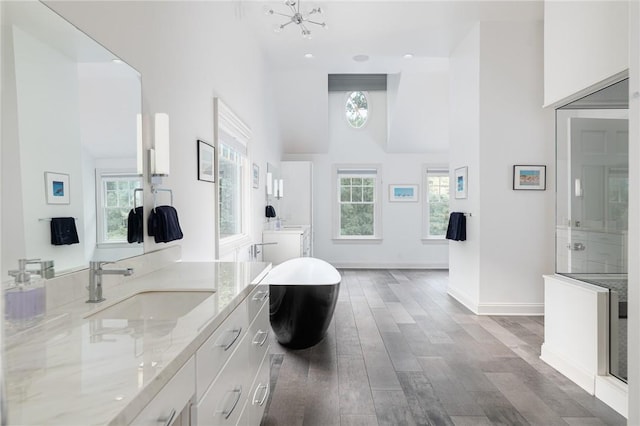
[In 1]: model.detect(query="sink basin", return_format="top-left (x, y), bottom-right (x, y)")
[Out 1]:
top-left (85, 290), bottom-right (215, 320)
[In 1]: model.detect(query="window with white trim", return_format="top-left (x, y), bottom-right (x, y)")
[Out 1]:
top-left (216, 98), bottom-right (252, 254)
top-left (96, 171), bottom-right (142, 246)
top-left (218, 143), bottom-right (246, 239)
top-left (423, 166), bottom-right (450, 239)
top-left (334, 165), bottom-right (382, 239)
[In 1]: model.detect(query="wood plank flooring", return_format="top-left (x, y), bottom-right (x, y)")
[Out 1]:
top-left (260, 269), bottom-right (625, 426)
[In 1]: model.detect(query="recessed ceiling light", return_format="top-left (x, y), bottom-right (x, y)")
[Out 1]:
top-left (403, 53), bottom-right (414, 59)
top-left (304, 53), bottom-right (314, 59)
top-left (353, 54), bottom-right (369, 62)
top-left (112, 58), bottom-right (123, 64)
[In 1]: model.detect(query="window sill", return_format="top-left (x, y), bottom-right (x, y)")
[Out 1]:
top-left (97, 242), bottom-right (142, 249)
top-left (332, 237), bottom-right (382, 244)
top-left (421, 237), bottom-right (448, 243)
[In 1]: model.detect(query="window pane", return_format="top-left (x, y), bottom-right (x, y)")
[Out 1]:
top-left (426, 173), bottom-right (450, 237)
top-left (352, 186), bottom-right (362, 202)
top-left (362, 186), bottom-right (374, 202)
top-left (340, 187), bottom-right (351, 202)
top-left (363, 177), bottom-right (374, 187)
top-left (219, 143), bottom-right (245, 239)
top-left (106, 191), bottom-right (118, 207)
top-left (352, 177), bottom-right (362, 185)
top-left (340, 177), bottom-right (351, 186)
top-left (341, 204), bottom-right (374, 236)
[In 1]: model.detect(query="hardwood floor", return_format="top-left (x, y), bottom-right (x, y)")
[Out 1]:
top-left (260, 269), bottom-right (625, 426)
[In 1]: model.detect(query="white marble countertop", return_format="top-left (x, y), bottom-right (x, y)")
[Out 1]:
top-left (4, 261), bottom-right (271, 425)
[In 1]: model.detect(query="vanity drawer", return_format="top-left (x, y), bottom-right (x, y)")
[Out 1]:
top-left (246, 349), bottom-right (271, 426)
top-left (247, 284), bottom-right (269, 321)
top-left (248, 298), bottom-right (270, 368)
top-left (196, 301), bottom-right (248, 401)
top-left (195, 333), bottom-right (250, 426)
top-left (131, 356), bottom-right (195, 426)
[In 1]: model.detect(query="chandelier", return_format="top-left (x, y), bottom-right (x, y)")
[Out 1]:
top-left (267, 1), bottom-right (327, 39)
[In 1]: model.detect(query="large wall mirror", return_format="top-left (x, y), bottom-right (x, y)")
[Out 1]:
top-left (1, 1), bottom-right (143, 278)
top-left (555, 78), bottom-right (629, 383)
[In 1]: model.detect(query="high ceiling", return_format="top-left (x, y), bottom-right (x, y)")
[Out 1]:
top-left (242, 1), bottom-right (543, 73)
top-left (237, 1), bottom-right (544, 154)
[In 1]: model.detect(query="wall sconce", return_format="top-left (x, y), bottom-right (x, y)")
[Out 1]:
top-left (276, 179), bottom-right (284, 199)
top-left (266, 172), bottom-right (273, 195)
top-left (574, 178), bottom-right (583, 197)
top-left (150, 113), bottom-right (170, 182)
top-left (136, 114), bottom-right (143, 175)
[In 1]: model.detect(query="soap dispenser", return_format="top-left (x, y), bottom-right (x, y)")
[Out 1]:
top-left (5, 258), bottom-right (46, 328)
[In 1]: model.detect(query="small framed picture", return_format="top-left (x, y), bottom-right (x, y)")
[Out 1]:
top-left (389, 184), bottom-right (418, 202)
top-left (455, 166), bottom-right (468, 199)
top-left (197, 139), bottom-right (215, 183)
top-left (252, 163), bottom-right (259, 189)
top-left (513, 165), bottom-right (546, 190)
top-left (44, 172), bottom-right (70, 204)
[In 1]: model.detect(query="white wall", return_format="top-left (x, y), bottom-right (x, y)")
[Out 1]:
top-left (449, 21), bottom-right (552, 315)
top-left (285, 90), bottom-right (449, 269)
top-left (544, 1), bottom-right (628, 106)
top-left (48, 1), bottom-right (282, 262)
top-left (448, 23), bottom-right (482, 308)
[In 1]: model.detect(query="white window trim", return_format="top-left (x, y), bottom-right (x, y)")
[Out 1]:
top-left (215, 98), bottom-right (252, 258)
top-left (422, 164), bottom-right (449, 241)
top-left (95, 168), bottom-right (141, 248)
top-left (332, 163), bottom-right (382, 241)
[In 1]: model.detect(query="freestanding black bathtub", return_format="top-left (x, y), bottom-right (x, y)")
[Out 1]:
top-left (264, 257), bottom-right (341, 349)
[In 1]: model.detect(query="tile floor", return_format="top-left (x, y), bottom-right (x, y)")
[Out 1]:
top-left (260, 269), bottom-right (626, 426)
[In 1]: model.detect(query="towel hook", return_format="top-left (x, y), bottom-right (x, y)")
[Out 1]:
top-left (152, 187), bottom-right (173, 212)
top-left (133, 188), bottom-right (144, 212)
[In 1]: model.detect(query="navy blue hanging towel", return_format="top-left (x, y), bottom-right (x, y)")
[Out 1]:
top-left (148, 205), bottom-right (183, 243)
top-left (50, 217), bottom-right (80, 245)
top-left (445, 212), bottom-right (466, 241)
top-left (127, 207), bottom-right (144, 244)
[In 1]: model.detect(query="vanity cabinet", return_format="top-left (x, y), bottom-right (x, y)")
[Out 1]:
top-left (192, 284), bottom-right (270, 425)
top-left (262, 227), bottom-right (311, 265)
top-left (131, 356), bottom-right (196, 426)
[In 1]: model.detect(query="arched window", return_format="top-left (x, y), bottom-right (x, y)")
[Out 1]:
top-left (345, 91), bottom-right (369, 128)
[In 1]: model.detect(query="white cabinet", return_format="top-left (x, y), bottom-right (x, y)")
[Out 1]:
top-left (192, 284), bottom-right (270, 426)
top-left (262, 227), bottom-right (310, 265)
top-left (131, 356), bottom-right (196, 426)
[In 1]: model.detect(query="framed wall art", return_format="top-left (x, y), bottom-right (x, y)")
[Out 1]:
top-left (197, 139), bottom-right (215, 183)
top-left (252, 163), bottom-right (259, 189)
top-left (513, 165), bottom-right (546, 190)
top-left (44, 172), bottom-right (70, 204)
top-left (389, 184), bottom-right (418, 202)
top-left (454, 166), bottom-right (468, 199)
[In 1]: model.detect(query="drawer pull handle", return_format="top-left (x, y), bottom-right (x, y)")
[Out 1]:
top-left (218, 386), bottom-right (242, 419)
top-left (216, 327), bottom-right (242, 351)
top-left (252, 383), bottom-right (269, 406)
top-left (252, 290), bottom-right (269, 302)
top-left (252, 330), bottom-right (269, 346)
top-left (158, 408), bottom-right (176, 426)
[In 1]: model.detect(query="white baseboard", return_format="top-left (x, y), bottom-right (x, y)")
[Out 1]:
top-left (540, 344), bottom-right (595, 394)
top-left (447, 287), bottom-right (479, 314)
top-left (477, 302), bottom-right (544, 316)
top-left (595, 375), bottom-right (628, 418)
top-left (447, 288), bottom-right (543, 316)
top-left (333, 262), bottom-right (448, 269)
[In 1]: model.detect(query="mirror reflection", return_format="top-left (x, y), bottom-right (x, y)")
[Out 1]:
top-left (265, 162), bottom-right (281, 229)
top-left (1, 1), bottom-right (143, 279)
top-left (555, 78), bottom-right (629, 382)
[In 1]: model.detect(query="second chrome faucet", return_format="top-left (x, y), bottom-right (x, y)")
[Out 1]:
top-left (87, 261), bottom-right (134, 303)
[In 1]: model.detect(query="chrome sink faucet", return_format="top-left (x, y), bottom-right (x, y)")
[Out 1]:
top-left (87, 261), bottom-right (134, 303)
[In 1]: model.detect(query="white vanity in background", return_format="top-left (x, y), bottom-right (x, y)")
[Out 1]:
top-left (4, 249), bottom-right (272, 425)
top-left (262, 161), bottom-right (313, 265)
top-left (262, 226), bottom-right (311, 265)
